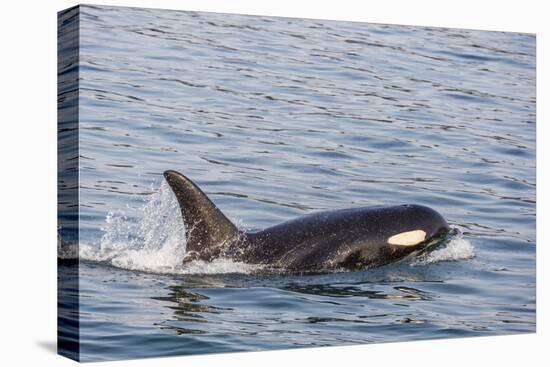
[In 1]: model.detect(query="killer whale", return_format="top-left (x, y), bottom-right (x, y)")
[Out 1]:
top-left (163, 170), bottom-right (450, 272)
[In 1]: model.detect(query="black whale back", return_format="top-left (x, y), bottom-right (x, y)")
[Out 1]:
top-left (245, 205), bottom-right (449, 269)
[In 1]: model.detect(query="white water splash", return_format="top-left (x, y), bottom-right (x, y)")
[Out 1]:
top-left (413, 229), bottom-right (475, 265)
top-left (57, 232), bottom-right (78, 260)
top-left (79, 181), bottom-right (260, 275)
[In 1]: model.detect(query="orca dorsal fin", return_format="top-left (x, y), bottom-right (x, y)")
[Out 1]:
top-left (163, 170), bottom-right (239, 254)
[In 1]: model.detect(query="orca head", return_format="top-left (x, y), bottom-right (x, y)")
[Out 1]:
top-left (340, 230), bottom-right (447, 270)
top-left (382, 219), bottom-right (451, 263)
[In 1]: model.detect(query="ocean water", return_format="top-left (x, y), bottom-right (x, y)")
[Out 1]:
top-left (58, 5), bottom-right (536, 362)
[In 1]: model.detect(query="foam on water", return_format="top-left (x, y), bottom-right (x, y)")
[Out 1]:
top-left (78, 181), bottom-right (260, 274)
top-left (413, 229), bottom-right (475, 265)
top-left (57, 232), bottom-right (78, 260)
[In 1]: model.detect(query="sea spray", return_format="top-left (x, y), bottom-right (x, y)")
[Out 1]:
top-left (80, 180), bottom-right (259, 274)
top-left (412, 228), bottom-right (475, 266)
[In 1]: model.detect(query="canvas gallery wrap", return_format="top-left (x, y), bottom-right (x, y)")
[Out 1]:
top-left (57, 4), bottom-right (536, 362)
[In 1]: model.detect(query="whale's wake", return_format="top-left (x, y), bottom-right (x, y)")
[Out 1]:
top-left (78, 181), bottom-right (260, 274)
top-left (70, 181), bottom-right (474, 275)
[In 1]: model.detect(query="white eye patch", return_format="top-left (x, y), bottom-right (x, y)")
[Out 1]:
top-left (387, 230), bottom-right (426, 246)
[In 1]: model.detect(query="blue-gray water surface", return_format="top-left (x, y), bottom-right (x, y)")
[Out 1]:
top-left (58, 5), bottom-right (535, 362)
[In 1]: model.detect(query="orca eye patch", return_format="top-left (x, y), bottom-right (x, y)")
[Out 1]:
top-left (387, 230), bottom-right (426, 246)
